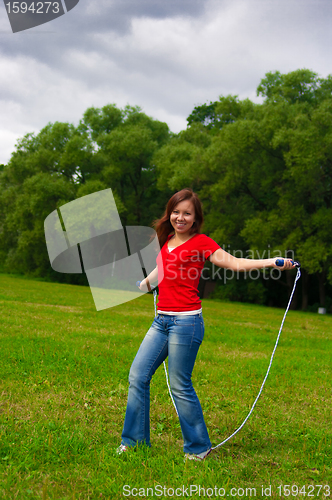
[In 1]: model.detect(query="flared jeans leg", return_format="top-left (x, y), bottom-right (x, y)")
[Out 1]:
top-left (121, 314), bottom-right (211, 454)
top-left (168, 314), bottom-right (211, 454)
top-left (121, 316), bottom-right (168, 448)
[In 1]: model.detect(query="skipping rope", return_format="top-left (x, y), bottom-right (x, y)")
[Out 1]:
top-left (140, 258), bottom-right (301, 450)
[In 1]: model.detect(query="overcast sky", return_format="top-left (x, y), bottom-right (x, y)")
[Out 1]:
top-left (0, 0), bottom-right (331, 165)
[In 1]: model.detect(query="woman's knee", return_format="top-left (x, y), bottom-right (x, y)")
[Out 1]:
top-left (129, 363), bottom-right (150, 387)
top-left (169, 372), bottom-right (191, 396)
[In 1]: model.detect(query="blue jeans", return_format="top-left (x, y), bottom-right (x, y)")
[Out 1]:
top-left (121, 313), bottom-right (211, 454)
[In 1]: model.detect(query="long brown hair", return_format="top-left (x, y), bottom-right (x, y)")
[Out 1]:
top-left (153, 189), bottom-right (204, 249)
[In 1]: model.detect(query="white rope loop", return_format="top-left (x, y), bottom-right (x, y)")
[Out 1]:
top-left (212, 266), bottom-right (301, 449)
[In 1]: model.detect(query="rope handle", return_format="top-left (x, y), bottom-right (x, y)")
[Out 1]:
top-left (275, 259), bottom-right (301, 268)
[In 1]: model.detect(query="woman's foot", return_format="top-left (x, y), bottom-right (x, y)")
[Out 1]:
top-left (116, 444), bottom-right (129, 455)
top-left (184, 448), bottom-right (212, 461)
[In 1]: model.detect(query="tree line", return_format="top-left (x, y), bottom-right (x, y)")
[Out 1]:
top-left (1, 69), bottom-right (331, 311)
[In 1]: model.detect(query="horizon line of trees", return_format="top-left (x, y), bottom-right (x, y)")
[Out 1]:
top-left (1, 68), bottom-right (332, 312)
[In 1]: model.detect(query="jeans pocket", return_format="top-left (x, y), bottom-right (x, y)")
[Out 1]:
top-left (174, 316), bottom-right (195, 327)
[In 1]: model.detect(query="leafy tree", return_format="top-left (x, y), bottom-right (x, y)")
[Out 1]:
top-left (257, 69), bottom-right (332, 105)
top-left (187, 101), bottom-right (220, 130)
top-left (93, 106), bottom-right (171, 226)
top-left (154, 122), bottom-right (213, 193)
top-left (0, 170), bottom-right (77, 280)
top-left (0, 122), bottom-right (82, 279)
top-left (242, 91), bottom-right (332, 307)
top-left (0, 105), bottom-right (171, 279)
top-left (186, 95), bottom-right (256, 131)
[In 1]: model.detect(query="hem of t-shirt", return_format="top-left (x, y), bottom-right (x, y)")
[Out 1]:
top-left (157, 308), bottom-right (202, 316)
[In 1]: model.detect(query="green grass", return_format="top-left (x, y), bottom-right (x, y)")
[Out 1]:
top-left (0, 273), bottom-right (331, 499)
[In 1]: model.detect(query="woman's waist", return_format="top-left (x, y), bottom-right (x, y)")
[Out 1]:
top-left (157, 308), bottom-right (202, 316)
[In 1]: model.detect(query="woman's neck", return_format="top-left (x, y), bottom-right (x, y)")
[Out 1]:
top-left (170, 232), bottom-right (196, 245)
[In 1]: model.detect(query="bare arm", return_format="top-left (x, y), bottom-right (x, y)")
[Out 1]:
top-left (209, 248), bottom-right (295, 271)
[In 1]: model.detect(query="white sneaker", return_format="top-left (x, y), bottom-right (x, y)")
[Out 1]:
top-left (116, 444), bottom-right (129, 455)
top-left (184, 448), bottom-right (212, 462)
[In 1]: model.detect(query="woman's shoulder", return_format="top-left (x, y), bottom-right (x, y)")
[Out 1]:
top-left (195, 233), bottom-right (217, 243)
top-left (194, 233), bottom-right (221, 249)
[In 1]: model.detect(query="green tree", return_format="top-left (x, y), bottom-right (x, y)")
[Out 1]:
top-left (242, 88), bottom-right (332, 308)
top-left (78, 104), bottom-right (172, 226)
top-left (186, 95), bottom-right (255, 131)
top-left (0, 122), bottom-right (83, 279)
top-left (257, 69), bottom-right (332, 105)
top-left (0, 105), bottom-right (171, 279)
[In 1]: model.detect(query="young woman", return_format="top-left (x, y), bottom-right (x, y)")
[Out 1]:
top-left (117, 188), bottom-right (295, 460)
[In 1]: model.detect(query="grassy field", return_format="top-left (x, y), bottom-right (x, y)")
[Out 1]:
top-left (0, 273), bottom-right (331, 499)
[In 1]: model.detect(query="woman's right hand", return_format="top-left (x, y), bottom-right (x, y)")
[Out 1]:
top-left (139, 280), bottom-right (145, 291)
top-left (138, 279), bottom-right (151, 292)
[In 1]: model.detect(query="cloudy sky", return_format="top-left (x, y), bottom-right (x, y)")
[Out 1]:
top-left (0, 0), bottom-right (331, 165)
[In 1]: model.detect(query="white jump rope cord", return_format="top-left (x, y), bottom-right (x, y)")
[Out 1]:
top-left (154, 266), bottom-right (301, 449)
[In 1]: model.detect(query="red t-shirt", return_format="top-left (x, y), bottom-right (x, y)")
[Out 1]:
top-left (156, 233), bottom-right (221, 312)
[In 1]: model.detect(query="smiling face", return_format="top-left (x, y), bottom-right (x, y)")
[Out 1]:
top-left (170, 199), bottom-right (196, 237)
